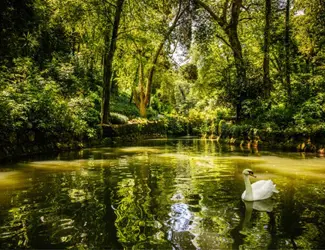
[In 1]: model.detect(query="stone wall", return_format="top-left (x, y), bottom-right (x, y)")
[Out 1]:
top-left (101, 121), bottom-right (166, 144)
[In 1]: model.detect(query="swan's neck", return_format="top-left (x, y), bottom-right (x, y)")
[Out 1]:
top-left (244, 175), bottom-right (253, 201)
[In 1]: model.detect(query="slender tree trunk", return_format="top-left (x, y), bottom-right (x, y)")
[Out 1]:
top-left (129, 91), bottom-right (133, 103)
top-left (130, 65), bottom-right (139, 104)
top-left (227, 0), bottom-right (246, 121)
top-left (102, 30), bottom-right (110, 124)
top-left (101, 0), bottom-right (125, 124)
top-left (138, 58), bottom-right (147, 117)
top-left (285, 0), bottom-right (291, 104)
top-left (111, 70), bottom-right (118, 96)
top-left (227, 27), bottom-right (246, 121)
top-left (134, 0), bottom-right (184, 117)
top-left (263, 0), bottom-right (271, 97)
top-left (71, 34), bottom-right (75, 56)
top-left (139, 101), bottom-right (147, 118)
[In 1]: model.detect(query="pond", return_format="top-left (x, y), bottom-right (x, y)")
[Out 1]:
top-left (1, 138), bottom-right (325, 249)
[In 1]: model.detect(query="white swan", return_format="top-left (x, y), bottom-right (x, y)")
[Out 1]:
top-left (241, 169), bottom-right (279, 201)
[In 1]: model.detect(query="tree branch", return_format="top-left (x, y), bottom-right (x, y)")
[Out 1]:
top-left (193, 0), bottom-right (226, 27)
top-left (145, 0), bottom-right (186, 105)
top-left (239, 17), bottom-right (253, 22)
top-left (215, 33), bottom-right (231, 48)
top-left (222, 0), bottom-right (230, 24)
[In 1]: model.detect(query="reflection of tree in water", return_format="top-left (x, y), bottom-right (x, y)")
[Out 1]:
top-left (0, 170), bottom-right (101, 248)
top-left (266, 179), bottom-right (325, 249)
top-left (302, 182), bottom-right (325, 249)
top-left (278, 180), bottom-right (325, 249)
top-left (273, 181), bottom-right (304, 249)
top-left (0, 164), bottom-right (128, 249)
top-left (102, 168), bottom-right (122, 249)
top-left (2, 140), bottom-right (325, 249)
top-left (113, 159), bottom-right (175, 249)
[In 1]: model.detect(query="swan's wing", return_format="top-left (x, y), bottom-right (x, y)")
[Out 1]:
top-left (251, 180), bottom-right (278, 200)
top-left (241, 180), bottom-right (270, 199)
top-left (251, 180), bottom-right (269, 189)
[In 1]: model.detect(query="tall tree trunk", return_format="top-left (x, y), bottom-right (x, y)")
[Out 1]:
top-left (102, 30), bottom-right (111, 124)
top-left (227, 0), bottom-right (246, 121)
top-left (194, 0), bottom-right (246, 121)
top-left (227, 27), bottom-right (246, 121)
top-left (111, 70), bottom-right (118, 96)
top-left (101, 0), bottom-right (125, 124)
top-left (285, 0), bottom-right (291, 104)
top-left (263, 0), bottom-right (271, 98)
top-left (138, 58), bottom-right (146, 117)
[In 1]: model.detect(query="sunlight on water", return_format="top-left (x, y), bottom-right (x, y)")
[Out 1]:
top-left (253, 156), bottom-right (325, 179)
top-left (0, 171), bottom-right (30, 189)
top-left (116, 146), bottom-right (165, 154)
top-left (0, 139), bottom-right (325, 249)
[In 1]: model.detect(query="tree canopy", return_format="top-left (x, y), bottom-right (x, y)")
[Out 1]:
top-left (1, 0), bottom-right (325, 145)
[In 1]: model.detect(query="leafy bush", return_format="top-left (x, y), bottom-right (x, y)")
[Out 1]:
top-left (227, 124), bottom-right (253, 139)
top-left (110, 112), bottom-right (129, 124)
top-left (146, 107), bottom-right (159, 120)
top-left (293, 93), bottom-right (325, 128)
top-left (260, 105), bottom-right (294, 130)
top-left (0, 57), bottom-right (101, 149)
top-left (163, 114), bottom-right (188, 136)
top-left (111, 94), bottom-right (140, 118)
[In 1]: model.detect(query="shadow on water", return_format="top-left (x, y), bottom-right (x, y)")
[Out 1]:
top-left (0, 139), bottom-right (325, 249)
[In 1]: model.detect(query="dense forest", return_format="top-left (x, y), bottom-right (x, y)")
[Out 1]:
top-left (1, 0), bottom-right (325, 153)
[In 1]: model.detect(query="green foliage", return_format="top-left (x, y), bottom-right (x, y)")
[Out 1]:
top-left (218, 120), bottom-right (226, 136)
top-left (111, 94), bottom-right (140, 118)
top-left (258, 105), bottom-right (294, 130)
top-left (1, 0), bottom-right (325, 153)
top-left (180, 63), bottom-right (198, 81)
top-left (186, 105), bottom-right (232, 136)
top-left (227, 124), bottom-right (253, 139)
top-left (163, 114), bottom-right (188, 136)
top-left (0, 57), bottom-right (100, 149)
top-left (293, 93), bottom-right (325, 130)
top-left (110, 112), bottom-right (129, 124)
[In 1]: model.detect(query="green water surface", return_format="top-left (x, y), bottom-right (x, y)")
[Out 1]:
top-left (1, 139), bottom-right (325, 249)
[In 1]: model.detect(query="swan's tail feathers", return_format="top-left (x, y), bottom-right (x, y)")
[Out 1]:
top-left (273, 185), bottom-right (279, 193)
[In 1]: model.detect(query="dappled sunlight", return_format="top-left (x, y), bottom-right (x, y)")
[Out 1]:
top-left (22, 160), bottom-right (85, 170)
top-left (250, 156), bottom-right (325, 180)
top-left (68, 189), bottom-right (91, 203)
top-left (115, 146), bottom-right (166, 154)
top-left (20, 158), bottom-right (121, 170)
top-left (0, 171), bottom-right (31, 190)
top-left (158, 153), bottom-right (191, 160)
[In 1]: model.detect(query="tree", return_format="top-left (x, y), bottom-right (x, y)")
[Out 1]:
top-left (263, 0), bottom-right (272, 98)
top-left (193, 0), bottom-right (247, 120)
top-left (284, 0), bottom-right (291, 104)
top-left (101, 0), bottom-right (125, 124)
top-left (132, 0), bottom-right (188, 117)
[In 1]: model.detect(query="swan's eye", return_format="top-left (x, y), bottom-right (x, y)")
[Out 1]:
top-left (248, 171), bottom-right (254, 174)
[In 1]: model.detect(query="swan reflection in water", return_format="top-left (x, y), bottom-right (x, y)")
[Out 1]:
top-left (242, 198), bottom-right (275, 229)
